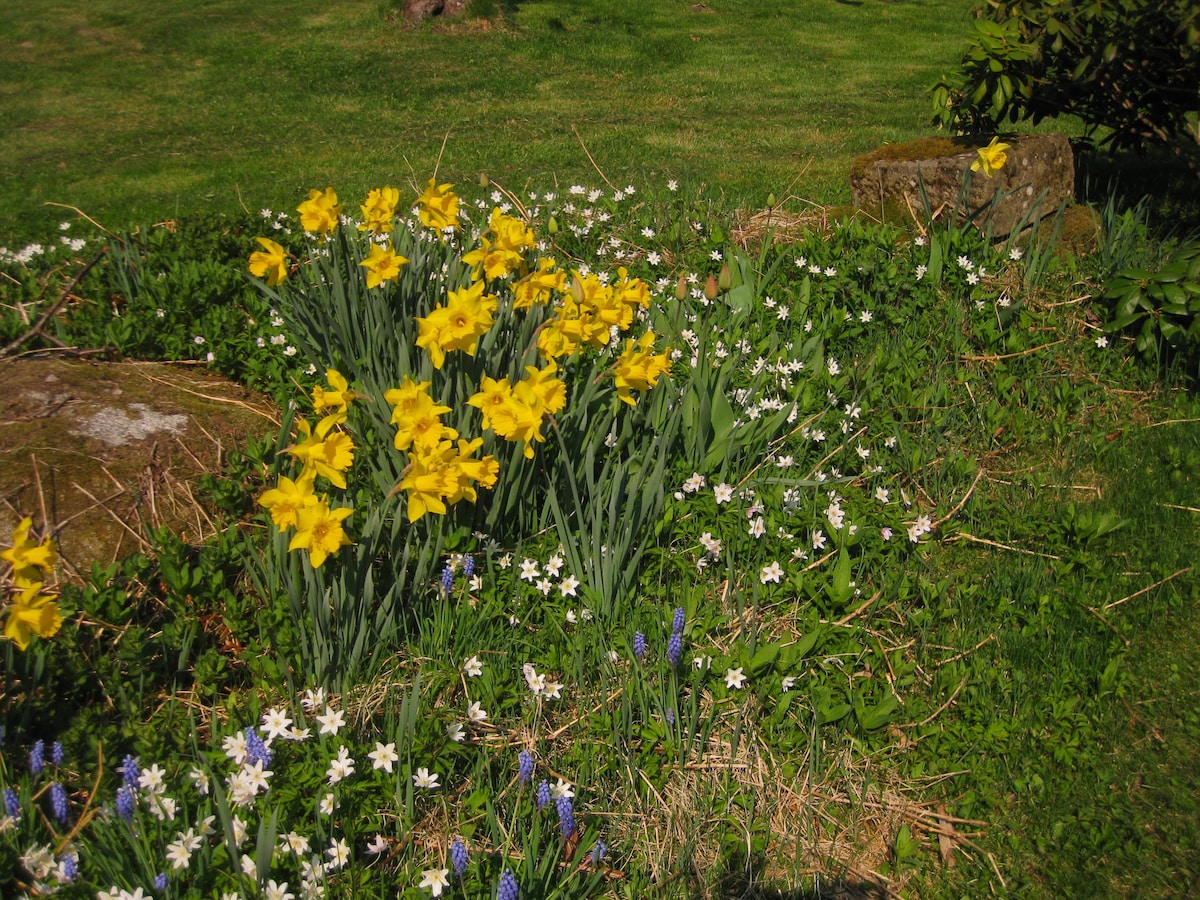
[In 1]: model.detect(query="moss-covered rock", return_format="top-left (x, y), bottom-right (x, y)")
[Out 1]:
top-left (850, 133), bottom-right (1075, 237)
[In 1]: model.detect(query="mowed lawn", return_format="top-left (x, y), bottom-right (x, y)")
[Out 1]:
top-left (0, 0), bottom-right (977, 238)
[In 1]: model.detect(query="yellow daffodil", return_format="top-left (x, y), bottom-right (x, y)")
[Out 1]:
top-left (391, 397), bottom-right (459, 454)
top-left (383, 376), bottom-right (436, 419)
top-left (396, 445), bottom-right (456, 522)
top-left (512, 258), bottom-right (566, 309)
top-left (462, 208), bottom-right (537, 281)
top-left (3, 582), bottom-right (63, 651)
top-left (358, 185), bottom-right (400, 234)
top-left (417, 178), bottom-right (460, 234)
top-left (359, 242), bottom-right (408, 289)
top-left (311, 369), bottom-right (357, 424)
top-left (288, 418), bottom-right (356, 489)
top-left (288, 497), bottom-right (353, 568)
top-left (415, 281), bottom-right (497, 368)
top-left (613, 331), bottom-right (671, 406)
top-left (384, 378), bottom-right (456, 452)
top-left (258, 470), bottom-right (318, 530)
top-left (2, 517), bottom-right (57, 585)
top-left (466, 368), bottom-right (558, 459)
top-left (248, 237), bottom-right (289, 286)
top-left (394, 438), bottom-right (497, 522)
top-left (517, 361), bottom-right (567, 417)
top-left (297, 187), bottom-right (342, 236)
top-left (466, 375), bottom-right (515, 433)
top-left (443, 437), bottom-right (499, 505)
top-left (970, 137), bottom-right (1011, 178)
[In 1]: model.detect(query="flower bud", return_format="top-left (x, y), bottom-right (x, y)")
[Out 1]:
top-left (704, 275), bottom-right (718, 301)
top-left (718, 264), bottom-right (731, 291)
top-left (675, 275), bottom-right (687, 301)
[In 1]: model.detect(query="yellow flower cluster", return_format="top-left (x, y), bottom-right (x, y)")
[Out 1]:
top-left (252, 178), bottom-right (676, 532)
top-left (1, 517), bottom-right (62, 651)
top-left (358, 185), bottom-right (400, 235)
top-left (297, 187), bottom-right (342, 235)
top-left (612, 330), bottom-right (673, 407)
top-left (249, 181), bottom-right (455, 287)
top-left (462, 207), bottom-right (537, 281)
top-left (466, 362), bottom-right (567, 459)
top-left (537, 267), bottom-right (654, 360)
top-left (385, 378), bottom-right (499, 522)
top-left (417, 178), bottom-right (460, 234)
top-left (258, 369), bottom-right (356, 567)
top-left (249, 237), bottom-right (289, 286)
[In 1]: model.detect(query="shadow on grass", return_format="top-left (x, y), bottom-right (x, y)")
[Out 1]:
top-left (1075, 143), bottom-right (1200, 239)
top-left (713, 850), bottom-right (892, 899)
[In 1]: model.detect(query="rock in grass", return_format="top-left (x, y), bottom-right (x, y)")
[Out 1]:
top-left (0, 357), bottom-right (275, 572)
top-left (849, 133), bottom-right (1075, 237)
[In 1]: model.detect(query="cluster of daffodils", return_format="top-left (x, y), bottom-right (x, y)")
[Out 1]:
top-left (258, 370), bottom-right (356, 567)
top-left (249, 179), bottom-right (673, 534)
top-left (1, 516), bottom-right (62, 650)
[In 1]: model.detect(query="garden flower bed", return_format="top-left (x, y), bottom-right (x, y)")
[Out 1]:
top-left (1, 170), bottom-right (1197, 899)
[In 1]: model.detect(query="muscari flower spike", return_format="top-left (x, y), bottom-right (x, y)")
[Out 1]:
top-left (667, 631), bottom-right (683, 667)
top-left (50, 782), bottom-right (68, 823)
top-left (450, 837), bottom-right (469, 877)
top-left (498, 869), bottom-right (519, 900)
top-left (116, 785), bottom-right (136, 821)
top-left (119, 755), bottom-right (140, 788)
top-left (29, 740), bottom-right (44, 776)
top-left (535, 780), bottom-right (551, 811)
top-left (557, 796), bottom-right (576, 838)
top-left (517, 750), bottom-right (534, 785)
top-left (633, 632), bottom-right (646, 659)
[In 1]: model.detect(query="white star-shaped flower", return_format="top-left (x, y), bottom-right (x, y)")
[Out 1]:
top-left (413, 767), bottom-right (440, 789)
top-left (419, 868), bottom-right (451, 897)
top-left (315, 706), bottom-right (346, 736)
top-left (368, 742), bottom-right (398, 773)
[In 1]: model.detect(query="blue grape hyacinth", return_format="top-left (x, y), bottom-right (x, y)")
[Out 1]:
top-left (497, 869), bottom-right (519, 900)
top-left (517, 749), bottom-right (534, 785)
top-left (450, 837), bottom-right (468, 877)
top-left (29, 739), bottom-right (45, 776)
top-left (50, 782), bottom-right (68, 823)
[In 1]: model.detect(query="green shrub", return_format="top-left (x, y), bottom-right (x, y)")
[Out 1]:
top-left (932, 0), bottom-right (1200, 169)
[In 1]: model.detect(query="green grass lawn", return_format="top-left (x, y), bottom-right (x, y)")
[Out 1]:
top-left (0, 0), bottom-right (976, 240)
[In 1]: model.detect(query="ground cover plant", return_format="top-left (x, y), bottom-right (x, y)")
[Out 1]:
top-left (2, 1), bottom-right (1199, 898)
top-left (3, 168), bottom-right (1197, 899)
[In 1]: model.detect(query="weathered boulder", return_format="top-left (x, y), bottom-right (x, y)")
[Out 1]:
top-left (850, 133), bottom-right (1075, 236)
top-left (0, 358), bottom-right (276, 575)
top-left (403, 0), bottom-right (469, 24)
